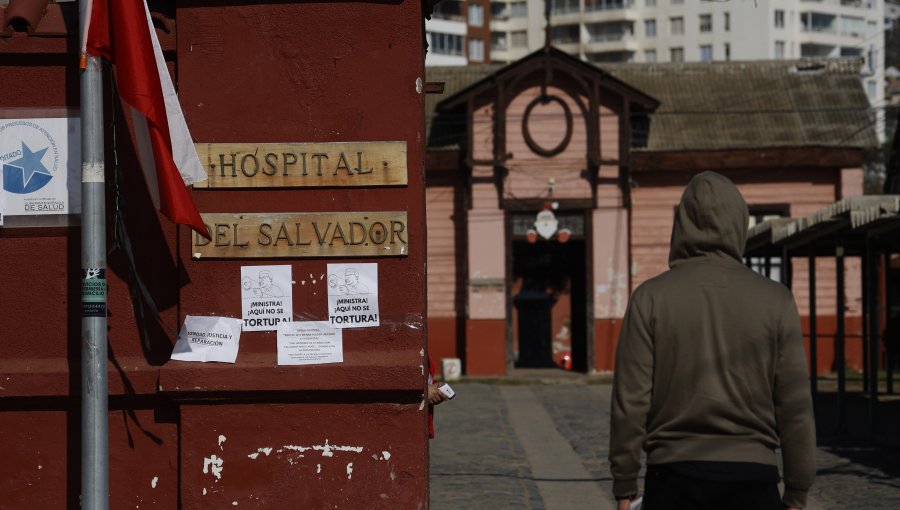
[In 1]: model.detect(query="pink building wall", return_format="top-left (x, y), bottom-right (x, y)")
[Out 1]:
top-left (426, 182), bottom-right (459, 319)
top-left (504, 86), bottom-right (592, 200)
top-left (630, 168), bottom-right (863, 316)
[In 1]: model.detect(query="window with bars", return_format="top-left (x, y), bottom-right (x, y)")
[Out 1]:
top-left (511, 31), bottom-right (528, 48)
top-left (468, 3), bottom-right (484, 27)
top-left (430, 32), bottom-right (464, 56)
top-left (469, 38), bottom-right (484, 61)
top-left (510, 1), bottom-right (528, 17)
top-left (745, 210), bottom-right (787, 282)
top-left (699, 14), bottom-right (712, 32)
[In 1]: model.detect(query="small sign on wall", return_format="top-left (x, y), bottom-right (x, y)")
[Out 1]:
top-left (194, 141), bottom-right (407, 189)
top-left (193, 212), bottom-right (408, 259)
top-left (327, 263), bottom-right (379, 328)
top-left (241, 265), bottom-right (293, 331)
top-left (277, 321), bottom-right (343, 366)
top-left (171, 315), bottom-right (243, 363)
top-left (0, 117), bottom-right (80, 217)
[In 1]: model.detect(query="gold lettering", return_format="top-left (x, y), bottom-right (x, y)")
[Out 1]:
top-left (294, 222), bottom-right (312, 246)
top-left (264, 153), bottom-right (278, 176)
top-left (275, 223), bottom-right (294, 246)
top-left (195, 224), bottom-right (212, 246)
top-left (258, 223), bottom-right (273, 245)
top-left (240, 153), bottom-right (259, 177)
top-left (349, 222), bottom-right (366, 245)
top-left (334, 152), bottom-right (353, 176)
top-left (369, 222), bottom-right (387, 244)
top-left (233, 223), bottom-right (249, 247)
top-left (356, 152), bottom-right (374, 174)
top-left (329, 223), bottom-right (347, 246)
top-left (283, 152), bottom-right (297, 177)
top-left (312, 222), bottom-right (332, 245)
top-left (390, 220), bottom-right (407, 244)
top-left (219, 153), bottom-right (237, 177)
top-left (214, 224), bottom-right (231, 246)
top-left (311, 153), bottom-right (328, 176)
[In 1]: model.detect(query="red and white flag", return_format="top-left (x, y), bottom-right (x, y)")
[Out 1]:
top-left (82, 0), bottom-right (210, 238)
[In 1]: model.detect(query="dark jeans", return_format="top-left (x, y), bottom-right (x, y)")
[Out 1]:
top-left (642, 465), bottom-right (783, 510)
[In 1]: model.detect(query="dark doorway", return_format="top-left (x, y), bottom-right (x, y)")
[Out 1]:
top-left (511, 239), bottom-right (587, 370)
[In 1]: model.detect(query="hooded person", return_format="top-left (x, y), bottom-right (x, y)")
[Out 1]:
top-left (609, 172), bottom-right (815, 510)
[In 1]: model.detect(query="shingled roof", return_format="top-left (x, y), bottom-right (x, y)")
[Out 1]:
top-left (426, 64), bottom-right (501, 150)
top-left (600, 58), bottom-right (878, 152)
top-left (426, 58), bottom-right (878, 153)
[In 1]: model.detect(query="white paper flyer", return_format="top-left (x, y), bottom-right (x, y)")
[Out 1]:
top-left (241, 265), bottom-right (293, 331)
top-left (277, 321), bottom-right (343, 366)
top-left (326, 263), bottom-right (379, 328)
top-left (170, 315), bottom-right (243, 363)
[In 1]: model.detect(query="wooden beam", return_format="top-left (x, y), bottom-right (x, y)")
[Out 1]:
top-left (631, 148), bottom-right (866, 171)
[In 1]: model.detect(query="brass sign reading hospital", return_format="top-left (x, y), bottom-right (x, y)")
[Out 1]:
top-left (193, 141), bottom-right (407, 188)
top-left (193, 212), bottom-right (409, 258)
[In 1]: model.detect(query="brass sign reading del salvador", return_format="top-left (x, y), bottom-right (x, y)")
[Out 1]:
top-left (193, 213), bottom-right (409, 258)
top-left (192, 142), bottom-right (409, 258)
top-left (193, 141), bottom-right (407, 188)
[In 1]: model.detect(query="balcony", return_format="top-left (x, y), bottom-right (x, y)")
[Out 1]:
top-left (585, 0), bottom-right (635, 12)
top-left (550, 0), bottom-right (580, 16)
top-left (431, 0), bottom-right (465, 22)
top-left (586, 51), bottom-right (635, 63)
top-left (551, 24), bottom-right (581, 46)
top-left (800, 43), bottom-right (836, 57)
top-left (801, 12), bottom-right (837, 34)
top-left (585, 21), bottom-right (637, 52)
top-left (801, 0), bottom-right (875, 7)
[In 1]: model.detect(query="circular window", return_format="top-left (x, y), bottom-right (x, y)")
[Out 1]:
top-left (521, 95), bottom-right (573, 158)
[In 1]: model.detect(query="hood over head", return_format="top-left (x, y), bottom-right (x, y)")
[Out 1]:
top-left (668, 171), bottom-right (749, 268)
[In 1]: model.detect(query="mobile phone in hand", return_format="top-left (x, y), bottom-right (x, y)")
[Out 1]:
top-left (438, 383), bottom-right (456, 400)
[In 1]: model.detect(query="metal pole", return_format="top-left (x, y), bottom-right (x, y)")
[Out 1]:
top-left (887, 250), bottom-right (894, 395)
top-left (782, 246), bottom-right (792, 290)
top-left (867, 237), bottom-right (880, 436)
top-left (809, 245), bottom-right (818, 398)
top-left (862, 246), bottom-right (869, 394)
top-left (79, 3), bottom-right (108, 508)
top-left (836, 243), bottom-right (847, 434)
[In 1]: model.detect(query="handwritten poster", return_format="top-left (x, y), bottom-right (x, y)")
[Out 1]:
top-left (170, 315), bottom-right (243, 363)
top-left (327, 263), bottom-right (379, 328)
top-left (277, 321), bottom-right (343, 366)
top-left (241, 265), bottom-right (293, 331)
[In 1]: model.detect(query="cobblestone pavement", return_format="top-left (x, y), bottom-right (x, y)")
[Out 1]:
top-left (430, 381), bottom-right (900, 510)
top-left (429, 383), bottom-right (544, 510)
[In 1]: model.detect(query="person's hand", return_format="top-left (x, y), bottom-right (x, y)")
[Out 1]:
top-left (616, 498), bottom-right (633, 510)
top-left (427, 384), bottom-right (448, 406)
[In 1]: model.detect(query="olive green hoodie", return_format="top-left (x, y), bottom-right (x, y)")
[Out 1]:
top-left (609, 172), bottom-right (816, 508)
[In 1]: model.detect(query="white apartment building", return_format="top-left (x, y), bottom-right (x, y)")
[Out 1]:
top-left (426, 1), bottom-right (470, 66)
top-left (427, 0), bottom-right (886, 136)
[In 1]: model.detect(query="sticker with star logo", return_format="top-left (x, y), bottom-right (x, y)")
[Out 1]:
top-left (0, 117), bottom-right (80, 217)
